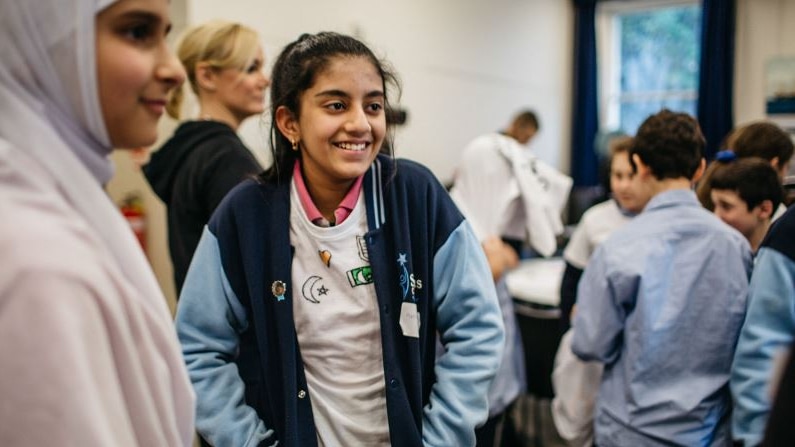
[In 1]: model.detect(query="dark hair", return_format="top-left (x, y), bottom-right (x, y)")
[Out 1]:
top-left (731, 121), bottom-right (794, 168)
top-left (262, 32), bottom-right (401, 183)
top-left (697, 122), bottom-right (793, 210)
top-left (710, 157), bottom-right (783, 212)
top-left (630, 109), bottom-right (705, 180)
top-left (512, 110), bottom-right (540, 131)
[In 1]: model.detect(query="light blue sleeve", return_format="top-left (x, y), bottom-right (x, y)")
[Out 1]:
top-left (731, 247), bottom-right (795, 447)
top-left (422, 221), bottom-right (505, 447)
top-left (175, 227), bottom-right (277, 447)
top-left (571, 246), bottom-right (627, 364)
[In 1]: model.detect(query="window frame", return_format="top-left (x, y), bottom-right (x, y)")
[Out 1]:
top-left (596, 0), bottom-right (702, 133)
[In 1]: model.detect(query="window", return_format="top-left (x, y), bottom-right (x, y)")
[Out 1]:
top-left (597, 0), bottom-right (702, 135)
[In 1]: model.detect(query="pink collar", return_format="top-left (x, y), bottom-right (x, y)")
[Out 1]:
top-left (293, 160), bottom-right (363, 226)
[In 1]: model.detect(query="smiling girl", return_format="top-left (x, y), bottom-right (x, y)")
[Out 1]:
top-left (0, 0), bottom-right (193, 445)
top-left (176, 31), bottom-right (504, 446)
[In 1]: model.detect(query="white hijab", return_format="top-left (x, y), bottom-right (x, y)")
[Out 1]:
top-left (0, 0), bottom-right (169, 309)
top-left (1, 0), bottom-right (114, 181)
top-left (0, 2), bottom-right (195, 444)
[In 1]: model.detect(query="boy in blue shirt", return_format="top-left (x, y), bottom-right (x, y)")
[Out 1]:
top-left (731, 204), bottom-right (795, 446)
top-left (571, 109), bottom-right (753, 446)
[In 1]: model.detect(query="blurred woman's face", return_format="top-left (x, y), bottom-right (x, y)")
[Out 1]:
top-left (213, 46), bottom-right (270, 124)
top-left (611, 151), bottom-right (650, 214)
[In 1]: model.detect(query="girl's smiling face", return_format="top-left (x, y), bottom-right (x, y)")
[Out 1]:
top-left (279, 55), bottom-right (386, 191)
top-left (96, 0), bottom-right (185, 149)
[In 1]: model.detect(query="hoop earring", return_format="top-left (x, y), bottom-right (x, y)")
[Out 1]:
top-left (291, 139), bottom-right (299, 151)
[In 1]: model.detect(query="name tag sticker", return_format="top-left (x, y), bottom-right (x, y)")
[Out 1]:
top-left (399, 302), bottom-right (420, 338)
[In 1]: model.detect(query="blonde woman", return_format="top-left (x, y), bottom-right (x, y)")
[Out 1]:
top-left (144, 21), bottom-right (269, 293)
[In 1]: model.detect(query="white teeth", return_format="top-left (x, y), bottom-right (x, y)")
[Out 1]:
top-left (337, 142), bottom-right (367, 151)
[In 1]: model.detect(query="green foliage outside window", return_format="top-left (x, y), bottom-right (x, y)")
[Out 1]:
top-left (617, 5), bottom-right (702, 134)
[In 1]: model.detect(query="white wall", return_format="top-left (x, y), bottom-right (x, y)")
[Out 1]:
top-left (188, 0), bottom-right (574, 182)
top-left (106, 0), bottom-right (574, 306)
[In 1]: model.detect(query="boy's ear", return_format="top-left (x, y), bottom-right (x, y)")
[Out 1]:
top-left (691, 158), bottom-right (707, 184)
top-left (632, 153), bottom-right (651, 179)
top-left (757, 199), bottom-right (774, 220)
top-left (275, 105), bottom-right (300, 144)
top-left (196, 62), bottom-right (217, 92)
top-left (770, 156), bottom-right (789, 178)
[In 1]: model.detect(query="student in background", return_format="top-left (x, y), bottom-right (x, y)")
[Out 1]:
top-left (451, 110), bottom-right (572, 260)
top-left (697, 121), bottom-right (793, 217)
top-left (709, 153), bottom-right (783, 253)
top-left (506, 110), bottom-right (540, 145)
top-left (175, 31), bottom-right (504, 447)
top-left (572, 109), bottom-right (752, 446)
top-left (551, 136), bottom-right (652, 447)
top-left (450, 109), bottom-right (572, 447)
top-left (732, 205), bottom-right (795, 447)
top-left (733, 121), bottom-right (793, 179)
top-left (558, 136), bottom-right (650, 332)
top-left (470, 235), bottom-right (522, 447)
top-left (0, 0), bottom-right (194, 445)
top-left (144, 21), bottom-right (267, 293)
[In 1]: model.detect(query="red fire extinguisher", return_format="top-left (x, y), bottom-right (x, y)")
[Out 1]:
top-left (120, 192), bottom-right (146, 254)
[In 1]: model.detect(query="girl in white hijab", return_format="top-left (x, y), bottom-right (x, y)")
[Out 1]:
top-left (0, 0), bottom-right (195, 445)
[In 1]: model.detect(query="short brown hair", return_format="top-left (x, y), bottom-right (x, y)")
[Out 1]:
top-left (630, 109), bottom-right (705, 180)
top-left (710, 157), bottom-right (783, 211)
top-left (731, 121), bottom-right (793, 167)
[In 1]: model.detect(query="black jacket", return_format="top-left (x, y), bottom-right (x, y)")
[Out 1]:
top-left (143, 120), bottom-right (262, 293)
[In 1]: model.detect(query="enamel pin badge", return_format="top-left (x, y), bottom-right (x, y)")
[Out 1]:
top-left (319, 250), bottom-right (332, 267)
top-left (271, 280), bottom-right (286, 302)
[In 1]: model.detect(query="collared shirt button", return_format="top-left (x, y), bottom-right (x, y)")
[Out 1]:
top-left (298, 390), bottom-right (306, 399)
top-left (389, 378), bottom-right (399, 388)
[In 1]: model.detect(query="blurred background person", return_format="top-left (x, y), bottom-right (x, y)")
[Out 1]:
top-left (697, 121), bottom-right (793, 217)
top-left (558, 136), bottom-right (650, 332)
top-left (144, 20), bottom-right (267, 293)
top-left (551, 136), bottom-right (652, 447)
top-left (450, 109), bottom-right (572, 446)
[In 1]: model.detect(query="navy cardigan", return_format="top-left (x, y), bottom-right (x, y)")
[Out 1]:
top-left (176, 155), bottom-right (504, 446)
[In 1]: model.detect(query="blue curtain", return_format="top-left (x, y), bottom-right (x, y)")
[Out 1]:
top-left (570, 0), bottom-right (599, 187)
top-left (697, 0), bottom-right (735, 160)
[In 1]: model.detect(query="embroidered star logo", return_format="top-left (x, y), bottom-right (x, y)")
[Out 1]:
top-left (397, 253), bottom-right (407, 266)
